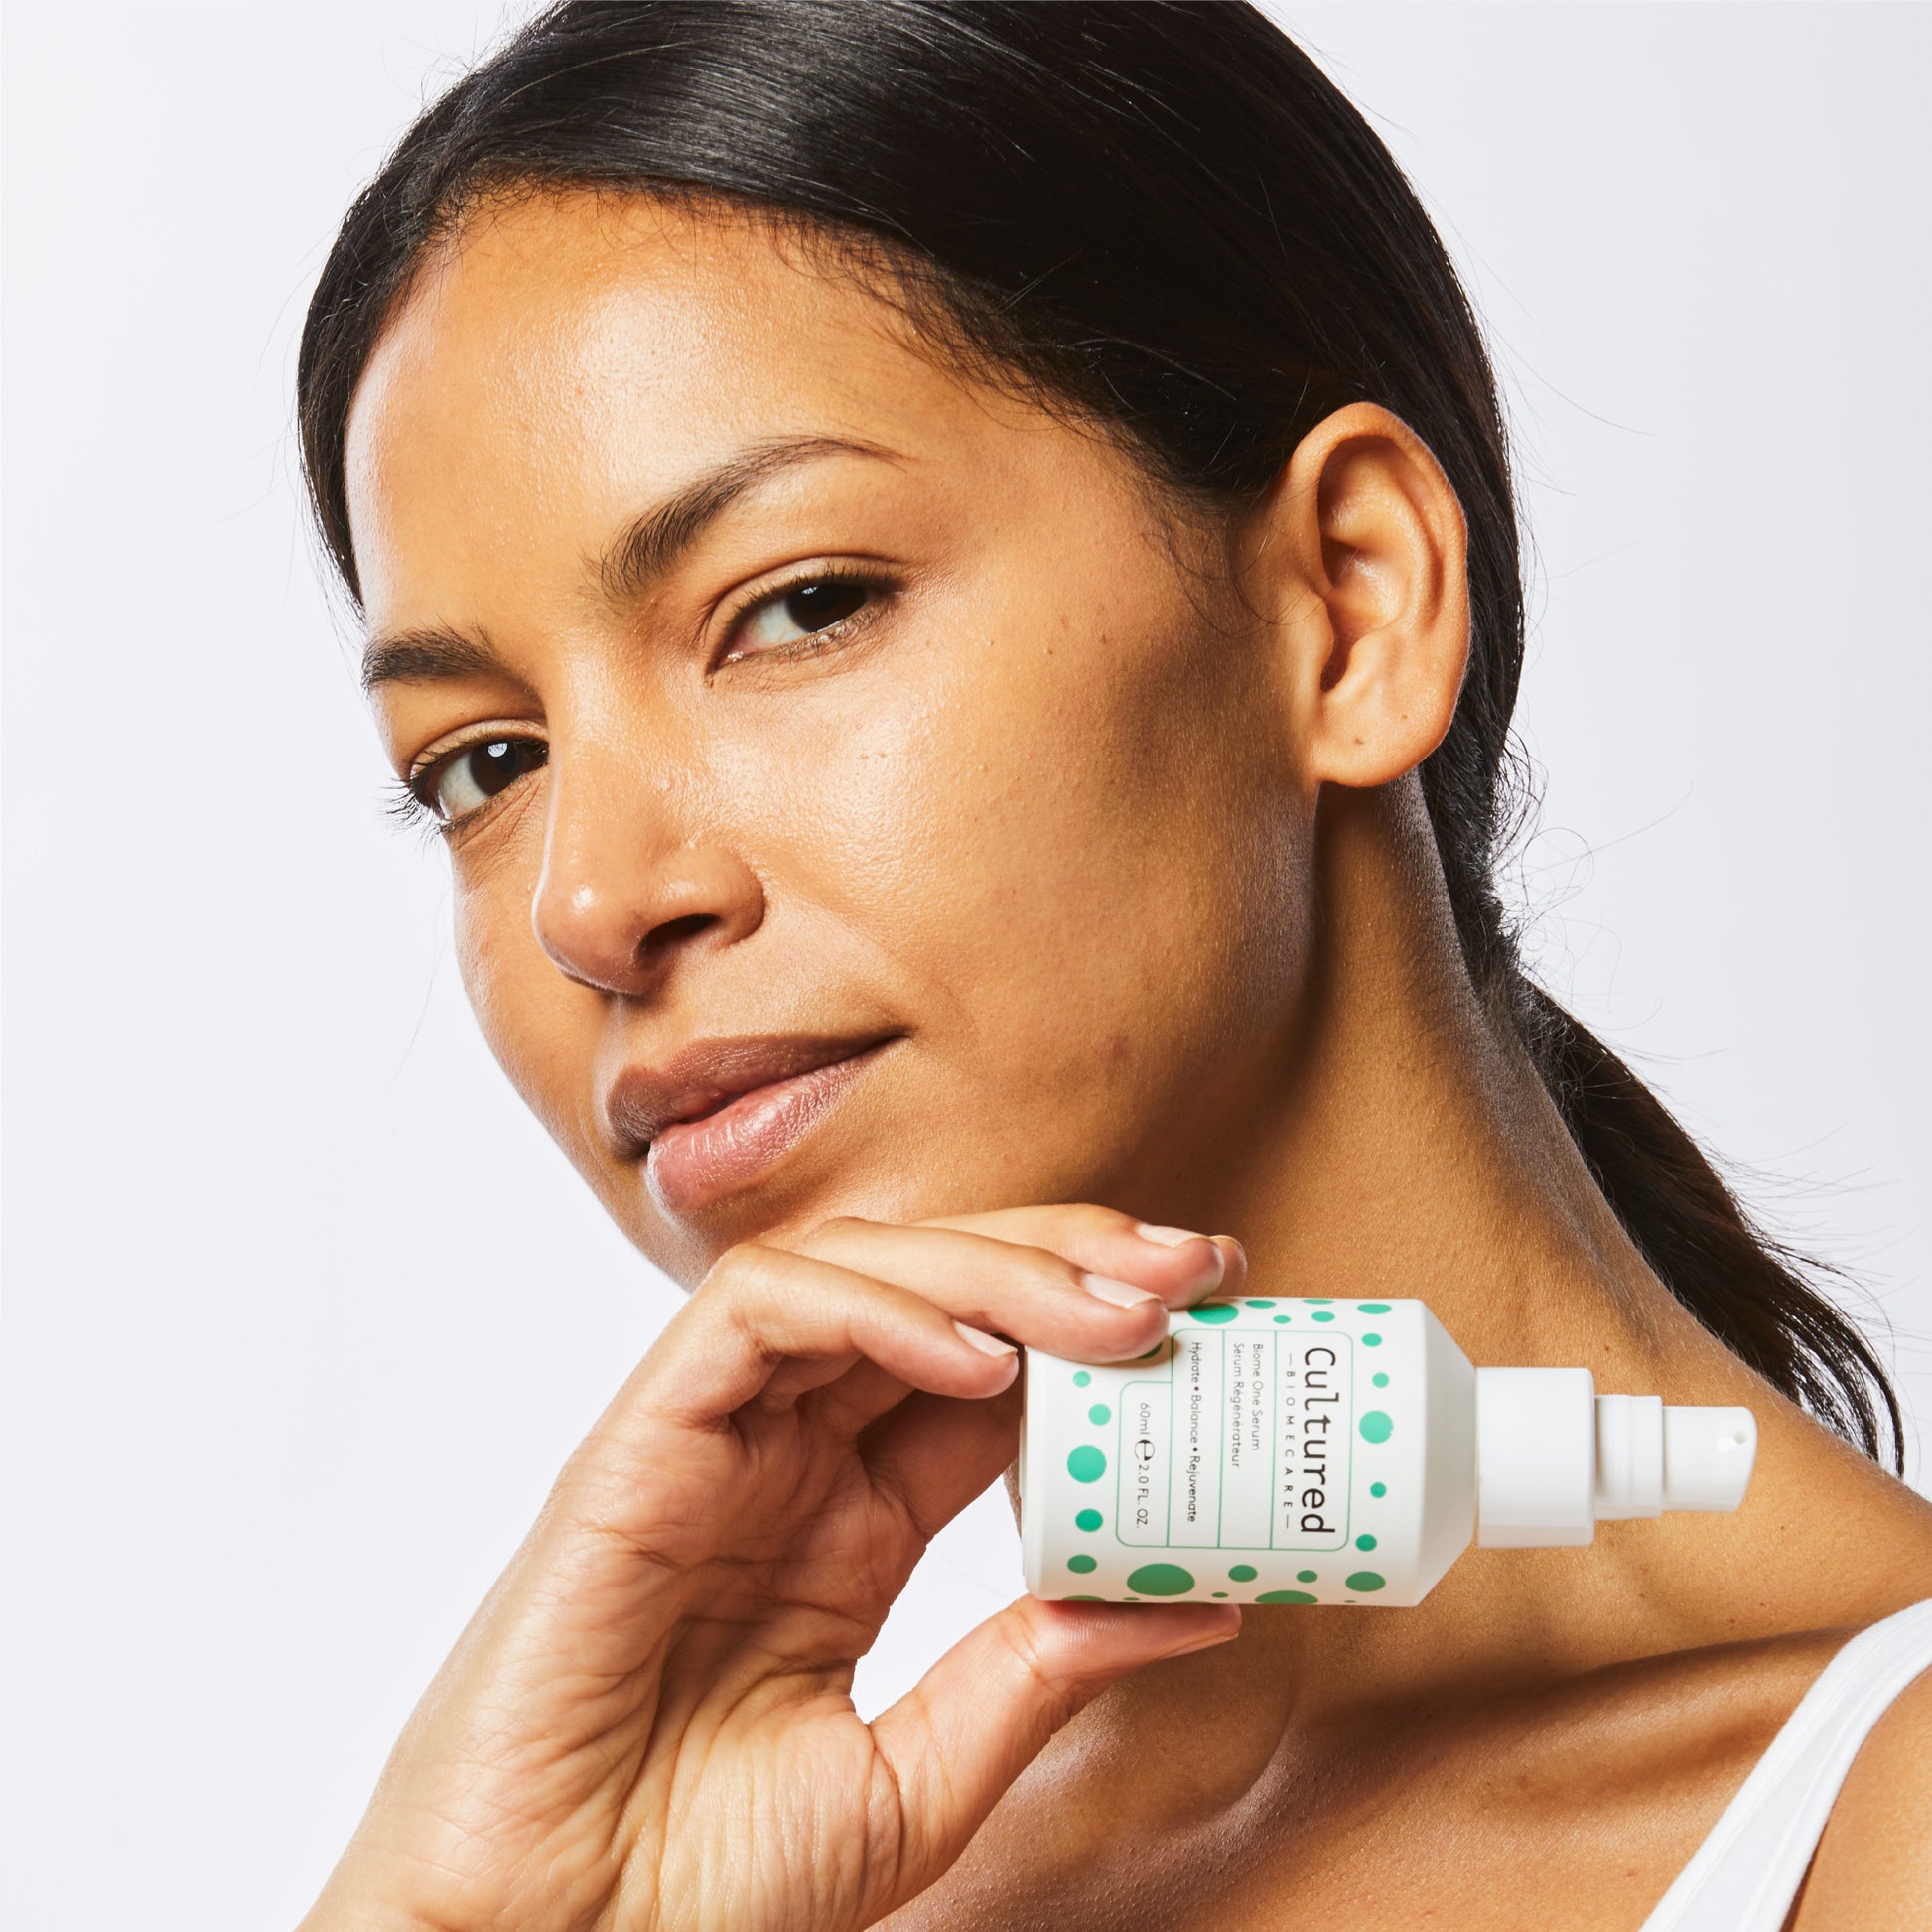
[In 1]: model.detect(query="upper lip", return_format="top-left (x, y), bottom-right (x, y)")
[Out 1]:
top-left (605, 1032), bottom-right (899, 1155)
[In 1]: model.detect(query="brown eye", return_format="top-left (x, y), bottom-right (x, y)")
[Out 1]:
top-left (733, 575), bottom-right (875, 655)
top-left (782, 580), bottom-right (868, 630)
top-left (416, 736), bottom-right (548, 823)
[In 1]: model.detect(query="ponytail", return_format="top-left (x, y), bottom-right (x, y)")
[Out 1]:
top-left (1513, 977), bottom-right (1901, 1468)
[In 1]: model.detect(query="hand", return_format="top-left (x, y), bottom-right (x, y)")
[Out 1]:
top-left (302, 1205), bottom-right (1245, 1932)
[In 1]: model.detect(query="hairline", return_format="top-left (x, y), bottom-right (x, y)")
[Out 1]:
top-left (331, 173), bottom-right (1239, 609)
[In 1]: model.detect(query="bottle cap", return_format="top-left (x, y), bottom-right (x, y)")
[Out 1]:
top-left (1477, 1367), bottom-right (1596, 1547)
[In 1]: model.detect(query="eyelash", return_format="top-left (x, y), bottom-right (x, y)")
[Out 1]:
top-left (385, 565), bottom-right (893, 837)
top-left (713, 560), bottom-right (894, 670)
top-left (384, 774), bottom-right (448, 840)
top-left (385, 723), bottom-right (545, 840)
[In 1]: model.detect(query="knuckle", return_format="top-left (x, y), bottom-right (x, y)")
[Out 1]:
top-left (1006, 1604), bottom-right (1083, 1723)
top-left (1024, 1243), bottom-right (1090, 1290)
top-left (686, 1250), bottom-right (804, 1375)
top-left (696, 1240), bottom-right (786, 1309)
top-left (1015, 1200), bottom-right (1136, 1247)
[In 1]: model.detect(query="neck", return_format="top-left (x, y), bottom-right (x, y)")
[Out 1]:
top-left (1147, 781), bottom-right (1682, 1383)
top-left (1096, 780), bottom-right (1927, 1746)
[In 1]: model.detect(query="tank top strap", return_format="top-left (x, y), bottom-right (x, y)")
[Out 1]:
top-left (1642, 1597), bottom-right (1932, 1931)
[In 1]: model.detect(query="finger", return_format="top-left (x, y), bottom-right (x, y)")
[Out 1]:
top-left (788, 1219), bottom-right (1173, 1361)
top-left (867, 1597), bottom-right (1241, 1911)
top-left (620, 1244), bottom-right (1020, 1437)
top-left (908, 1202), bottom-right (1247, 1310)
top-left (860, 1382), bottom-right (1022, 1539)
top-left (798, 1355), bottom-right (916, 1439)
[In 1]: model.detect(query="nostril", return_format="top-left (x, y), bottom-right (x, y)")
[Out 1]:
top-left (642, 911), bottom-right (717, 954)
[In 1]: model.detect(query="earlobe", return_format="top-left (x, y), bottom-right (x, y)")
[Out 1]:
top-left (1242, 402), bottom-right (1470, 792)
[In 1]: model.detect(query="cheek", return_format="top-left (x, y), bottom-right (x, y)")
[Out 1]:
top-left (791, 582), bottom-right (1308, 1141)
top-left (986, 678), bottom-right (1298, 1057)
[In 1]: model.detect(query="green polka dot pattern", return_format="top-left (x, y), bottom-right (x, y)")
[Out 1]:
top-left (1126, 1563), bottom-right (1196, 1596)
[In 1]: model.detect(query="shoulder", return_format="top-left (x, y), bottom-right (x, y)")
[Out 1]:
top-left (1791, 1655), bottom-right (1932, 1928)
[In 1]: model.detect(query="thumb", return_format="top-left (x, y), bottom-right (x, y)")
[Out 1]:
top-left (865, 1597), bottom-right (1240, 1905)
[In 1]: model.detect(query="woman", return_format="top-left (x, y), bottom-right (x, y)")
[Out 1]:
top-left (294, 3), bottom-right (1932, 1925)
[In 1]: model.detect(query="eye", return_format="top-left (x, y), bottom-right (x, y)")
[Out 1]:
top-left (411, 734), bottom-right (549, 825)
top-left (728, 574), bottom-right (876, 659)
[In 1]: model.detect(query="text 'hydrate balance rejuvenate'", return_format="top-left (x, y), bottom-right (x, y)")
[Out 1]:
top-left (1019, 1299), bottom-right (1756, 1605)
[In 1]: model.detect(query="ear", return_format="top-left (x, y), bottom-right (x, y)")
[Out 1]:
top-left (1236, 402), bottom-right (1470, 792)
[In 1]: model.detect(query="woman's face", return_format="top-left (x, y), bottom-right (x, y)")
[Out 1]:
top-left (347, 192), bottom-right (1316, 1281)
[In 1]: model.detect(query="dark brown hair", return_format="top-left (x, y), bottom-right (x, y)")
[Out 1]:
top-left (298, 0), bottom-right (1900, 1465)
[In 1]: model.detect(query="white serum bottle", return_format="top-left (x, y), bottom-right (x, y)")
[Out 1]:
top-left (1018, 1299), bottom-right (1757, 1605)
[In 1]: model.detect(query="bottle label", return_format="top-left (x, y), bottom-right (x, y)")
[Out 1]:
top-left (1115, 1329), bottom-right (1353, 1550)
top-left (1019, 1299), bottom-right (1462, 1607)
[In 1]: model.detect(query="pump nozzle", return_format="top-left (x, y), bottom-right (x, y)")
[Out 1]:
top-left (1476, 1370), bottom-right (1757, 1548)
top-left (1594, 1392), bottom-right (1757, 1517)
top-left (1662, 1403), bottom-right (1757, 1511)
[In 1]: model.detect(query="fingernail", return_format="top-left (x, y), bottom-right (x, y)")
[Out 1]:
top-left (1080, 1273), bottom-right (1162, 1310)
top-left (953, 1319), bottom-right (1017, 1357)
top-left (1136, 1224), bottom-right (1225, 1296)
top-left (1136, 1223), bottom-right (1205, 1247)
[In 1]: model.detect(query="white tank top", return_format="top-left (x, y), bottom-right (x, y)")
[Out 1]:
top-left (1640, 1597), bottom-right (1932, 1930)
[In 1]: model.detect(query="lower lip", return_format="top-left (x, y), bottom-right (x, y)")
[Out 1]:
top-left (644, 1042), bottom-right (892, 1216)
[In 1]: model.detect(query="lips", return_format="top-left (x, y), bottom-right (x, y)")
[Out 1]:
top-left (606, 1032), bottom-right (900, 1215)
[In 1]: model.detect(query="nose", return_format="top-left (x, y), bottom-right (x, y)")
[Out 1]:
top-left (531, 758), bottom-right (765, 998)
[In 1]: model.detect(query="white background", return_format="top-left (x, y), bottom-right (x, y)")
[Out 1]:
top-left (4, 5), bottom-right (1927, 1924)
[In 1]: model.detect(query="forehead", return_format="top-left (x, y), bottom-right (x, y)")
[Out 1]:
top-left (343, 191), bottom-right (1018, 622)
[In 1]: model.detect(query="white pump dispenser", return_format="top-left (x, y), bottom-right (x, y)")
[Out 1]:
top-left (1019, 1300), bottom-right (1756, 1606)
top-left (1475, 1370), bottom-right (1754, 1546)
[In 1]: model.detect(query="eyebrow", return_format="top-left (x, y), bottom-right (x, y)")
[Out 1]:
top-left (361, 625), bottom-right (505, 692)
top-left (360, 432), bottom-right (902, 690)
top-left (596, 432), bottom-right (901, 604)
